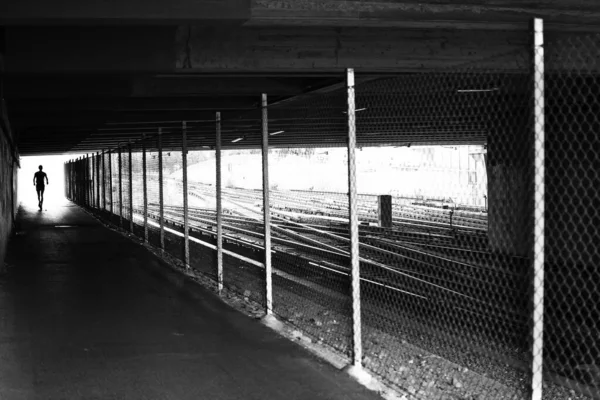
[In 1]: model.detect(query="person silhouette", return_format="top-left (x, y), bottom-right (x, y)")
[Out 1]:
top-left (33, 165), bottom-right (49, 210)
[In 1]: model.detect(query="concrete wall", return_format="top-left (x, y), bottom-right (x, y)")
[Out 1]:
top-left (0, 101), bottom-right (18, 270)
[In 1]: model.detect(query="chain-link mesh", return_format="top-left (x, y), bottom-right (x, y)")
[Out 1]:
top-left (103, 151), bottom-right (111, 214)
top-left (264, 89), bottom-right (354, 357)
top-left (215, 109), bottom-right (266, 307)
top-left (539, 31), bottom-right (600, 398)
top-left (146, 136), bottom-right (162, 248)
top-left (160, 130), bottom-right (185, 264)
top-left (63, 26), bottom-right (600, 400)
top-left (120, 146), bottom-right (131, 231)
top-left (186, 148), bottom-right (218, 280)
top-left (130, 143), bottom-right (145, 240)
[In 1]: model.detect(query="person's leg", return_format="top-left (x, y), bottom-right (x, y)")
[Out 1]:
top-left (40, 187), bottom-right (45, 204)
top-left (36, 188), bottom-right (41, 203)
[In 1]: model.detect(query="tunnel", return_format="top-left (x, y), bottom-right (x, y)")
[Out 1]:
top-left (1, 2), bottom-right (600, 400)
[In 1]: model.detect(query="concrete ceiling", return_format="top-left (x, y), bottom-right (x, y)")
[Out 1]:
top-left (1, 0), bottom-right (599, 155)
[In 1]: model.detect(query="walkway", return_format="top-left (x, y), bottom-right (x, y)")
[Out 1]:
top-left (0, 200), bottom-right (382, 400)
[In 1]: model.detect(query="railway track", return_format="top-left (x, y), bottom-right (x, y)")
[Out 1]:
top-left (110, 183), bottom-right (596, 389)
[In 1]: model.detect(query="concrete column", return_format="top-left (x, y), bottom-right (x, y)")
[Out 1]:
top-left (487, 81), bottom-right (533, 257)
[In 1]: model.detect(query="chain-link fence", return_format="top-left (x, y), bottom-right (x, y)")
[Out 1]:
top-left (64, 20), bottom-right (600, 400)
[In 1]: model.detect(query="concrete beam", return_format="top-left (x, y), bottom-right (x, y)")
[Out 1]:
top-left (247, 0), bottom-right (600, 30)
top-left (2, 0), bottom-right (600, 29)
top-left (176, 25), bottom-right (532, 73)
top-left (6, 25), bottom-right (597, 74)
top-left (0, 0), bottom-right (250, 24)
top-left (4, 25), bottom-right (531, 74)
top-left (4, 26), bottom-right (177, 73)
top-left (8, 97), bottom-right (263, 113)
top-left (3, 74), bottom-right (329, 99)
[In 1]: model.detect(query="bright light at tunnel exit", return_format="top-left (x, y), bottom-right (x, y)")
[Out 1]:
top-left (17, 154), bottom-right (83, 208)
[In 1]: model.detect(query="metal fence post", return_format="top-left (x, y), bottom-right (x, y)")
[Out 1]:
top-left (182, 121), bottom-right (190, 269)
top-left (216, 112), bottom-right (223, 294)
top-left (261, 94), bottom-right (273, 315)
top-left (84, 156), bottom-right (86, 205)
top-left (118, 146), bottom-right (123, 227)
top-left (93, 154), bottom-right (96, 208)
top-left (531, 17), bottom-right (546, 400)
top-left (345, 68), bottom-right (364, 374)
top-left (82, 156), bottom-right (85, 205)
top-left (108, 150), bottom-right (113, 216)
top-left (78, 157), bottom-right (81, 204)
top-left (96, 152), bottom-right (100, 209)
top-left (77, 157), bottom-right (81, 205)
top-left (88, 154), bottom-right (91, 207)
top-left (142, 134), bottom-right (148, 243)
top-left (75, 157), bottom-right (79, 204)
top-left (79, 157), bottom-right (82, 204)
top-left (158, 128), bottom-right (165, 253)
top-left (102, 150), bottom-right (106, 211)
top-left (128, 142), bottom-right (134, 233)
top-left (90, 154), bottom-right (94, 208)
top-left (71, 159), bottom-right (74, 201)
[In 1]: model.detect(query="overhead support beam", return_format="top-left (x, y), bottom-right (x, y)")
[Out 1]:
top-left (247, 0), bottom-right (600, 30)
top-left (8, 97), bottom-right (264, 113)
top-left (6, 25), bottom-right (596, 75)
top-left (3, 75), bottom-right (323, 99)
top-left (2, 25), bottom-right (533, 74)
top-left (0, 0), bottom-right (250, 24)
top-left (176, 26), bottom-right (533, 73)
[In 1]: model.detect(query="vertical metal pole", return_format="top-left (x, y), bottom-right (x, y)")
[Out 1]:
top-left (74, 159), bottom-right (77, 203)
top-left (261, 94), bottom-right (273, 314)
top-left (83, 155), bottom-right (87, 206)
top-left (77, 157), bottom-right (81, 204)
top-left (70, 160), bottom-right (73, 201)
top-left (346, 68), bottom-right (362, 368)
top-left (90, 154), bottom-right (94, 207)
top-left (128, 142), bottom-right (134, 233)
top-left (82, 156), bottom-right (85, 205)
top-left (143, 134), bottom-right (148, 243)
top-left (75, 157), bottom-right (79, 204)
top-left (182, 121), bottom-right (190, 268)
top-left (102, 150), bottom-right (106, 211)
top-left (93, 154), bottom-right (97, 208)
top-left (77, 157), bottom-right (80, 204)
top-left (87, 154), bottom-right (90, 206)
top-left (531, 17), bottom-right (545, 400)
top-left (87, 154), bottom-right (92, 207)
top-left (216, 112), bottom-right (224, 294)
top-left (158, 128), bottom-right (165, 252)
top-left (108, 150), bottom-right (113, 216)
top-left (96, 152), bottom-right (100, 209)
top-left (118, 146), bottom-right (123, 227)
top-left (76, 156), bottom-right (83, 205)
top-left (72, 160), bottom-right (75, 201)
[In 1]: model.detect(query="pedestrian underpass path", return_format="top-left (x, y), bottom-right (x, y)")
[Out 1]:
top-left (1, 199), bottom-right (382, 400)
